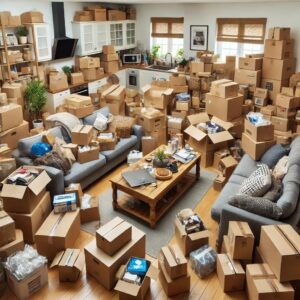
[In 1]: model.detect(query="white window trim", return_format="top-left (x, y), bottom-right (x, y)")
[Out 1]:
top-left (150, 37), bottom-right (183, 58)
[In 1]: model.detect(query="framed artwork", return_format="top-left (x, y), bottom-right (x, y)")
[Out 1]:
top-left (190, 25), bottom-right (209, 51)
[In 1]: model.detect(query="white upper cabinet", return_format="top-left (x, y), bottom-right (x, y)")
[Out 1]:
top-left (125, 21), bottom-right (136, 48)
top-left (109, 22), bottom-right (124, 51)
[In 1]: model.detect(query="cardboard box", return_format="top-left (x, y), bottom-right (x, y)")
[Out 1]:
top-left (0, 103), bottom-right (23, 132)
top-left (62, 143), bottom-right (78, 160)
top-left (81, 68), bottom-right (103, 81)
top-left (170, 74), bottom-right (187, 86)
top-left (74, 11), bottom-right (93, 22)
top-left (176, 99), bottom-right (191, 112)
top-left (65, 94), bottom-right (92, 108)
top-left (239, 57), bottom-right (263, 71)
top-left (210, 80), bottom-right (239, 98)
top-left (105, 85), bottom-right (125, 102)
top-left (6, 263), bottom-right (48, 300)
top-left (167, 116), bottom-right (183, 130)
top-left (108, 10), bottom-right (126, 21)
top-left (262, 78), bottom-right (289, 102)
top-left (268, 27), bottom-right (290, 40)
top-left (234, 69), bottom-right (261, 89)
top-left (200, 150), bottom-right (214, 168)
top-left (174, 216), bottom-right (209, 256)
top-left (142, 84), bottom-right (173, 110)
top-left (259, 224), bottom-right (300, 282)
top-left (35, 209), bottom-right (80, 261)
top-left (114, 257), bottom-right (158, 300)
top-left (98, 134), bottom-right (117, 151)
top-left (79, 57), bottom-right (100, 69)
top-left (50, 248), bottom-right (85, 282)
top-left (0, 229), bottom-right (24, 260)
top-left (141, 136), bottom-right (157, 155)
top-left (1, 166), bottom-right (51, 214)
top-left (261, 105), bottom-right (276, 116)
top-left (276, 106), bottom-right (297, 118)
top-left (65, 183), bottom-right (82, 207)
top-left (253, 88), bottom-right (268, 107)
top-left (262, 58), bottom-right (296, 81)
top-left (228, 221), bottom-right (254, 260)
top-left (103, 45), bottom-right (116, 55)
top-left (213, 174), bottom-right (227, 191)
top-left (71, 125), bottom-right (93, 146)
top-left (20, 11), bottom-right (44, 23)
top-left (217, 253), bottom-right (245, 292)
top-left (89, 8), bottom-right (107, 21)
top-left (264, 39), bottom-right (294, 60)
top-left (78, 144), bottom-right (99, 164)
top-left (0, 145), bottom-right (12, 158)
top-left (49, 72), bottom-right (68, 93)
top-left (138, 111), bottom-right (166, 132)
top-left (242, 133), bottom-right (275, 160)
top-left (219, 155), bottom-right (238, 178)
top-left (66, 104), bottom-right (94, 118)
top-left (96, 217), bottom-right (132, 256)
top-left (205, 93), bottom-right (243, 121)
top-left (190, 61), bottom-right (204, 74)
top-left (276, 93), bottom-right (299, 109)
top-left (101, 53), bottom-right (119, 62)
top-left (0, 211), bottom-right (15, 247)
top-left (70, 72), bottom-right (84, 85)
top-left (9, 192), bottom-right (51, 244)
top-left (244, 119), bottom-right (274, 142)
top-left (80, 196), bottom-right (100, 223)
top-left (271, 116), bottom-right (292, 131)
top-left (8, 16), bottom-right (21, 26)
top-left (0, 11), bottom-right (10, 26)
top-left (84, 226), bottom-right (146, 290)
top-left (103, 61), bottom-right (119, 73)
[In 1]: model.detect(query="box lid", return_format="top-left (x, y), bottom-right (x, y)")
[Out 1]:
top-left (246, 263), bottom-right (274, 278)
top-left (0, 210), bottom-right (13, 227)
top-left (218, 253), bottom-right (244, 275)
top-left (188, 230), bottom-right (209, 241)
top-left (97, 216), bottom-right (124, 238)
top-left (161, 245), bottom-right (187, 268)
top-left (220, 155), bottom-right (238, 169)
top-left (101, 84), bottom-right (120, 99)
top-left (187, 112), bottom-right (210, 125)
top-left (184, 125), bottom-right (206, 142)
top-left (50, 248), bottom-right (84, 271)
top-left (210, 116), bottom-right (234, 130)
top-left (208, 131), bottom-right (234, 144)
top-left (229, 221), bottom-right (254, 238)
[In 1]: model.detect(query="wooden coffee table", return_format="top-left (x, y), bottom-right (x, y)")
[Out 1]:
top-left (110, 147), bottom-right (201, 228)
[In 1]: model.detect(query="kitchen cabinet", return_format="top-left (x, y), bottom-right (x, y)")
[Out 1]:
top-left (109, 22), bottom-right (124, 51)
top-left (125, 21), bottom-right (136, 49)
top-left (88, 77), bottom-right (107, 94)
top-left (115, 69), bottom-right (126, 86)
top-left (45, 89), bottom-right (70, 114)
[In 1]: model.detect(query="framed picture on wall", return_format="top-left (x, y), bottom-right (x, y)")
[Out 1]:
top-left (190, 25), bottom-right (209, 51)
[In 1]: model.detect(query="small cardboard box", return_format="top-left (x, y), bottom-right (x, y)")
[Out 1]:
top-left (103, 61), bottom-right (119, 73)
top-left (228, 221), bottom-right (254, 260)
top-left (158, 259), bottom-right (190, 297)
top-left (261, 105), bottom-right (276, 116)
top-left (71, 125), bottom-right (93, 146)
top-left (80, 196), bottom-right (100, 223)
top-left (213, 149), bottom-right (230, 170)
top-left (262, 58), bottom-right (296, 81)
top-left (239, 57), bottom-right (263, 71)
top-left (170, 74), bottom-right (187, 86)
top-left (103, 45), bottom-right (116, 54)
top-left (50, 248), bottom-right (85, 282)
top-left (234, 69), bottom-right (261, 89)
top-left (84, 226), bottom-right (146, 290)
top-left (142, 84), bottom-right (173, 110)
top-left (1, 166), bottom-right (51, 214)
top-left (21, 11), bottom-right (44, 23)
top-left (190, 61), bottom-right (204, 74)
top-left (141, 136), bottom-right (158, 155)
top-left (216, 253), bottom-right (245, 292)
top-left (0, 229), bottom-right (24, 260)
top-left (268, 27), bottom-right (290, 40)
top-left (259, 224), bottom-right (300, 282)
top-left (262, 78), bottom-right (289, 102)
top-left (79, 56), bottom-right (100, 69)
top-left (253, 88), bottom-right (268, 107)
top-left (276, 93), bottom-right (299, 109)
top-left (241, 133), bottom-right (275, 161)
top-left (174, 216), bottom-right (209, 256)
top-left (49, 73), bottom-right (68, 93)
top-left (101, 53), bottom-right (119, 62)
top-left (96, 217), bottom-right (132, 256)
top-left (0, 211), bottom-right (15, 247)
top-left (65, 94), bottom-right (92, 108)
top-left (219, 155), bottom-right (238, 178)
top-left (65, 183), bottom-right (83, 207)
top-left (6, 263), bottom-right (48, 300)
top-left (176, 99), bottom-right (191, 112)
top-left (97, 134), bottom-right (117, 151)
top-left (0, 103), bottom-right (23, 132)
top-left (244, 119), bottom-right (274, 142)
top-left (264, 39), bottom-right (294, 60)
top-left (67, 104), bottom-right (94, 118)
top-left (78, 144), bottom-right (99, 164)
top-left (71, 72), bottom-right (84, 85)
top-left (271, 116), bottom-right (292, 132)
top-left (105, 85), bottom-right (125, 102)
top-left (213, 174), bottom-right (227, 191)
top-left (114, 257), bottom-right (158, 300)
top-left (210, 80), bottom-right (239, 98)
top-left (8, 16), bottom-right (21, 26)
top-left (108, 10), bottom-right (126, 21)
top-left (138, 111), bottom-right (166, 132)
top-left (35, 209), bottom-right (81, 261)
top-left (81, 67), bottom-right (103, 81)
top-left (9, 192), bottom-right (51, 244)
top-left (62, 143), bottom-right (78, 160)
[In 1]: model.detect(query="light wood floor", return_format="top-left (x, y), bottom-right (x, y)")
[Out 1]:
top-left (2, 164), bottom-right (246, 300)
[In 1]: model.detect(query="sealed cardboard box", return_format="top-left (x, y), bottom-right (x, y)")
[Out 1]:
top-left (108, 10), bottom-right (126, 21)
top-left (217, 253), bottom-right (245, 292)
top-left (50, 248), bottom-right (85, 282)
top-left (105, 85), bottom-right (125, 102)
top-left (264, 39), bottom-right (294, 60)
top-left (0, 103), bottom-right (23, 132)
top-left (0, 211), bottom-right (15, 247)
top-left (35, 209), bottom-right (80, 261)
top-left (103, 45), bottom-right (116, 54)
top-left (80, 196), bottom-right (100, 223)
top-left (271, 116), bottom-right (292, 131)
top-left (81, 68), bottom-right (103, 81)
top-left (84, 226), bottom-right (146, 290)
top-left (70, 72), bottom-right (84, 85)
top-left (138, 111), bottom-right (166, 132)
top-left (242, 133), bottom-right (275, 160)
top-left (253, 88), bottom-right (268, 107)
top-left (213, 174), bottom-right (227, 191)
top-left (1, 166), bottom-right (51, 214)
top-left (234, 69), bottom-right (261, 89)
top-left (176, 99), bottom-right (191, 112)
top-left (170, 74), bottom-right (187, 86)
top-left (21, 11), bottom-right (44, 23)
top-left (73, 11), bottom-right (93, 22)
top-left (259, 224), bottom-right (300, 282)
top-left (268, 27), bottom-right (290, 40)
top-left (210, 80), bottom-right (239, 98)
top-left (49, 73), bottom-right (68, 93)
top-left (190, 61), bottom-right (204, 74)
top-left (65, 183), bottom-right (83, 207)
top-left (66, 104), bottom-right (94, 118)
top-left (239, 57), bottom-right (263, 71)
top-left (276, 106), bottom-right (296, 118)
top-left (0, 229), bottom-right (24, 260)
top-left (244, 119), bottom-right (274, 142)
top-left (71, 125), bottom-right (93, 146)
top-left (78, 144), bottom-right (99, 164)
top-left (141, 136), bottom-right (158, 155)
top-left (9, 192), bottom-right (51, 244)
top-left (262, 58), bottom-right (296, 81)
top-left (79, 57), bottom-right (100, 69)
top-left (228, 221), bottom-right (254, 260)
top-left (200, 150), bottom-right (214, 168)
top-left (276, 93), bottom-right (299, 109)
top-left (65, 94), bottom-right (92, 108)
top-left (96, 217), bottom-right (132, 256)
top-left (103, 61), bottom-right (119, 73)
top-left (262, 78), bottom-right (289, 102)
top-left (219, 155), bottom-right (238, 178)
top-left (101, 53), bottom-right (119, 62)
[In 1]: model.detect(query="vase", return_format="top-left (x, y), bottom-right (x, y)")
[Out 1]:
top-left (153, 158), bottom-right (169, 168)
top-left (32, 119), bottom-right (43, 128)
top-left (18, 36), bottom-right (28, 45)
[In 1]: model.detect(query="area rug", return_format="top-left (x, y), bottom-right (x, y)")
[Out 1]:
top-left (81, 168), bottom-right (217, 257)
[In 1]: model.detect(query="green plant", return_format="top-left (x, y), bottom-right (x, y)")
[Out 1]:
top-left (24, 80), bottom-right (47, 120)
top-left (176, 48), bottom-right (184, 59)
top-left (151, 45), bottom-right (160, 60)
top-left (155, 149), bottom-right (168, 162)
top-left (178, 58), bottom-right (188, 67)
top-left (16, 26), bottom-right (28, 37)
top-left (62, 65), bottom-right (72, 77)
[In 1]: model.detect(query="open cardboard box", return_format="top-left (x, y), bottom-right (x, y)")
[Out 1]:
top-left (142, 84), bottom-right (173, 110)
top-left (0, 229), bottom-right (24, 260)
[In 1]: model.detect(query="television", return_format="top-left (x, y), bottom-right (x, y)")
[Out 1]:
top-left (52, 37), bottom-right (78, 60)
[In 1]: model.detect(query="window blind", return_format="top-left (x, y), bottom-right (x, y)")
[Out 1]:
top-left (151, 17), bottom-right (184, 38)
top-left (217, 18), bottom-right (267, 44)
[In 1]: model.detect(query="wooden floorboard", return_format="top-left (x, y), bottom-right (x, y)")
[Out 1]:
top-left (1, 164), bottom-right (246, 300)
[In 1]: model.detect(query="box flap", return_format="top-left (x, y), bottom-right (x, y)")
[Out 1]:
top-left (74, 251), bottom-right (85, 271)
top-left (187, 112), bottom-right (210, 125)
top-left (115, 264), bottom-right (126, 280)
top-left (50, 250), bottom-right (64, 268)
top-left (97, 216), bottom-right (124, 238)
top-left (189, 230), bottom-right (209, 241)
top-left (147, 264), bottom-right (159, 280)
top-left (28, 170), bottom-right (51, 196)
top-left (277, 224), bottom-right (300, 254)
top-left (114, 280), bottom-right (140, 296)
top-left (141, 84), bottom-right (151, 94)
top-left (1, 183), bottom-right (26, 199)
top-left (208, 131), bottom-right (234, 144)
top-left (162, 88), bottom-right (174, 96)
top-left (211, 116), bottom-right (233, 130)
top-left (174, 217), bottom-right (186, 237)
top-left (184, 125), bottom-right (207, 142)
top-left (246, 263), bottom-right (274, 278)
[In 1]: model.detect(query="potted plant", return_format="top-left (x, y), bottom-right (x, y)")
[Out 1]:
top-left (151, 45), bottom-right (160, 65)
top-left (24, 80), bottom-right (47, 128)
top-left (62, 65), bottom-right (72, 83)
top-left (178, 58), bottom-right (189, 72)
top-left (153, 149), bottom-right (169, 168)
top-left (16, 26), bottom-right (29, 45)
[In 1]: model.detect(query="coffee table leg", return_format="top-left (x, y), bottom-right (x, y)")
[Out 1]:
top-left (149, 204), bottom-right (156, 229)
top-left (196, 157), bottom-right (201, 180)
top-left (112, 183), bottom-right (118, 210)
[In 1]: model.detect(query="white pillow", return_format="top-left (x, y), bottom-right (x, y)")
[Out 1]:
top-left (273, 156), bottom-right (289, 180)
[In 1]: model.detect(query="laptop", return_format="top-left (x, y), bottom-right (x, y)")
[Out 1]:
top-left (122, 169), bottom-right (156, 188)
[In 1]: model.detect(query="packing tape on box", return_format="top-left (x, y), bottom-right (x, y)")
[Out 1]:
top-left (274, 225), bottom-right (300, 253)
top-left (168, 245), bottom-right (181, 264)
top-left (237, 221), bottom-right (253, 237)
top-left (266, 278), bottom-right (279, 293)
top-left (48, 213), bottom-right (64, 244)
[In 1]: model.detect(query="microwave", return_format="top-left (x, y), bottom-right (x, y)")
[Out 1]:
top-left (123, 54), bottom-right (142, 64)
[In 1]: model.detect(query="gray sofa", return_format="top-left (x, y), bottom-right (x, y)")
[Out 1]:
top-left (212, 137), bottom-right (300, 249)
top-left (12, 107), bottom-right (143, 196)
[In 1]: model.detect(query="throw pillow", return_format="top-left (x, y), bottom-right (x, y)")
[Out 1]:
top-left (263, 176), bottom-right (283, 202)
top-left (229, 194), bottom-right (283, 220)
top-left (260, 144), bottom-right (290, 168)
top-left (273, 156), bottom-right (289, 180)
top-left (239, 164), bottom-right (272, 197)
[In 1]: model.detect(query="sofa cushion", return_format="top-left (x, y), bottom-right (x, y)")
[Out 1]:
top-left (260, 144), bottom-right (290, 168)
top-left (83, 107), bottom-right (110, 126)
top-left (287, 137), bottom-right (300, 167)
top-left (233, 154), bottom-right (258, 178)
top-left (64, 154), bottom-right (106, 186)
top-left (101, 135), bottom-right (137, 161)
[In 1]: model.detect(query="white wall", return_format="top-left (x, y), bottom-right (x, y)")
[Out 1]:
top-left (135, 2), bottom-right (300, 69)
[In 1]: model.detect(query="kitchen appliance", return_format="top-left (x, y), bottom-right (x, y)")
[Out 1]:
top-left (123, 54), bottom-right (142, 64)
top-left (126, 69), bottom-right (140, 89)
top-left (70, 83), bottom-right (89, 96)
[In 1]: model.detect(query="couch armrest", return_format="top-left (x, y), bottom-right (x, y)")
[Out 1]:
top-left (41, 166), bottom-right (65, 197)
top-left (12, 149), bottom-right (34, 167)
top-left (132, 124), bottom-right (143, 150)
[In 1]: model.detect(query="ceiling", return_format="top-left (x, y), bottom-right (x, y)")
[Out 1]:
top-left (39, 0), bottom-right (300, 3)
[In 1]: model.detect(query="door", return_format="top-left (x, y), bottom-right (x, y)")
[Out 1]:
top-left (94, 23), bottom-right (108, 52)
top-left (33, 24), bottom-right (51, 61)
top-left (125, 21), bottom-right (136, 49)
top-left (110, 22), bottom-right (124, 50)
top-left (81, 23), bottom-right (94, 54)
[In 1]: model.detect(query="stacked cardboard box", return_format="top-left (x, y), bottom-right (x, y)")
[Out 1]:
top-left (169, 74), bottom-right (188, 94)
top-left (100, 84), bottom-right (125, 115)
top-left (253, 87), bottom-right (269, 109)
top-left (262, 27), bottom-right (295, 103)
top-left (65, 94), bottom-right (94, 118)
top-left (102, 45), bottom-right (119, 74)
top-left (79, 56), bottom-right (104, 81)
top-left (84, 217), bottom-right (146, 290)
top-left (124, 88), bottom-right (142, 118)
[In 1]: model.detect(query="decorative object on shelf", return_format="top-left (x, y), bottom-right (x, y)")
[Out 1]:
top-left (25, 80), bottom-right (47, 128)
top-left (16, 26), bottom-right (29, 45)
top-left (190, 25), bottom-right (208, 51)
top-left (62, 65), bottom-right (72, 83)
top-left (153, 149), bottom-right (169, 168)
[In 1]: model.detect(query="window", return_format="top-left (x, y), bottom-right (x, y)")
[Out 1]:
top-left (150, 37), bottom-right (184, 57)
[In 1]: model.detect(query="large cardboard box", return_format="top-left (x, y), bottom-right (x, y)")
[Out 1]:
top-left (234, 69), bottom-right (261, 89)
top-left (101, 53), bottom-right (119, 62)
top-left (35, 209), bottom-right (81, 261)
top-left (0, 103), bottom-right (23, 132)
top-left (244, 119), bottom-right (274, 142)
top-left (65, 94), bottom-right (92, 108)
top-left (20, 11), bottom-right (43, 23)
top-left (205, 93), bottom-right (243, 121)
top-left (103, 61), bottom-right (119, 73)
top-left (78, 144), bottom-right (99, 164)
top-left (190, 61), bottom-right (204, 74)
top-left (108, 10), bottom-right (126, 21)
top-left (0, 120), bottom-right (29, 150)
top-left (79, 57), bottom-right (100, 69)
top-left (262, 58), bottom-right (296, 81)
top-left (9, 192), bottom-right (51, 244)
top-left (271, 116), bottom-right (292, 132)
top-left (210, 80), bottom-right (239, 98)
top-left (0, 229), bottom-right (24, 260)
top-left (1, 166), bottom-right (51, 214)
top-left (259, 224), bottom-right (300, 282)
top-left (268, 27), bottom-right (290, 40)
top-left (262, 78), bottom-right (289, 102)
top-left (71, 125), bottom-right (93, 146)
top-left (96, 217), bottom-right (132, 256)
top-left (264, 39), bottom-right (294, 60)
top-left (66, 104), bottom-right (94, 118)
top-left (49, 73), bottom-right (68, 93)
top-left (141, 136), bottom-right (158, 155)
top-left (138, 111), bottom-right (166, 132)
top-left (276, 93), bottom-right (299, 109)
top-left (84, 226), bottom-right (146, 290)
top-left (102, 45), bottom-right (116, 55)
top-left (239, 57), bottom-right (262, 71)
top-left (0, 211), bottom-right (15, 247)
top-left (142, 84), bottom-right (173, 110)
top-left (216, 253), bottom-right (245, 292)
